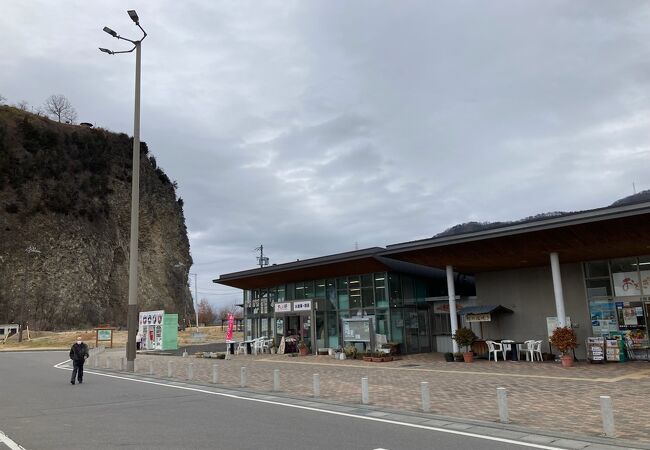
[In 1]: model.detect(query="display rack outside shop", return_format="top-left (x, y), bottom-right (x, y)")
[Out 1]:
top-left (586, 337), bottom-right (605, 363)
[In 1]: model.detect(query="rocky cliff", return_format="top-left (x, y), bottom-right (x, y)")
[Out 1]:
top-left (0, 106), bottom-right (193, 329)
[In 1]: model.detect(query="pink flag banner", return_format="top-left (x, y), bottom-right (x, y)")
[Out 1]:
top-left (226, 313), bottom-right (234, 341)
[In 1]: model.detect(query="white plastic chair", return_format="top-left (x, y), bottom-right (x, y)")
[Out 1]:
top-left (520, 340), bottom-right (535, 361)
top-left (252, 337), bottom-right (267, 355)
top-left (501, 340), bottom-right (514, 360)
top-left (236, 341), bottom-right (247, 355)
top-left (523, 340), bottom-right (543, 361)
top-left (533, 340), bottom-right (543, 361)
top-left (486, 340), bottom-right (503, 361)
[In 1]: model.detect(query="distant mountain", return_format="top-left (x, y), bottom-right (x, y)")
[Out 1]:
top-left (609, 190), bottom-right (650, 207)
top-left (434, 190), bottom-right (650, 238)
top-left (0, 106), bottom-right (193, 329)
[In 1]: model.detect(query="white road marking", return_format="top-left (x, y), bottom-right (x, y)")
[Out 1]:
top-left (53, 360), bottom-right (564, 450)
top-left (0, 430), bottom-right (25, 450)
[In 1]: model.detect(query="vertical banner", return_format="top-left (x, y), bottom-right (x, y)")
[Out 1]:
top-left (226, 313), bottom-right (235, 341)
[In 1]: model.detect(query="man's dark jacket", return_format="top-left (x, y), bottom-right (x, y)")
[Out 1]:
top-left (70, 342), bottom-right (89, 363)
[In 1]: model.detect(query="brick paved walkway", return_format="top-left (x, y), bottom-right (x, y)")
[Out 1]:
top-left (96, 351), bottom-right (650, 444)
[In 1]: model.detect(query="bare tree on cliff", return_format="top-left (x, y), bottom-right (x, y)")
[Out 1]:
top-left (0, 93), bottom-right (6, 104)
top-left (43, 94), bottom-right (77, 123)
top-left (197, 298), bottom-right (215, 325)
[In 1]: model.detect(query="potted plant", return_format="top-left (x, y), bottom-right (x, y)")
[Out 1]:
top-left (453, 352), bottom-right (464, 362)
top-left (270, 340), bottom-right (277, 354)
top-left (452, 327), bottom-right (477, 362)
top-left (444, 352), bottom-right (454, 362)
top-left (549, 326), bottom-right (578, 367)
top-left (298, 340), bottom-right (310, 356)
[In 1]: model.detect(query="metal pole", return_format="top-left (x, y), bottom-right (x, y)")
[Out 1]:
top-left (187, 362), bottom-right (193, 380)
top-left (167, 361), bottom-right (173, 377)
top-left (125, 40), bottom-right (142, 373)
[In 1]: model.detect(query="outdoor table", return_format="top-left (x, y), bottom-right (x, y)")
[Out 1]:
top-left (503, 341), bottom-right (525, 361)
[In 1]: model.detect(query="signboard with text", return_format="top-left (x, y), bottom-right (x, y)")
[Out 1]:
top-left (466, 313), bottom-right (491, 322)
top-left (293, 301), bottom-right (312, 312)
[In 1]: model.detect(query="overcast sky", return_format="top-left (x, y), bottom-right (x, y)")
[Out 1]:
top-left (2, 1), bottom-right (649, 309)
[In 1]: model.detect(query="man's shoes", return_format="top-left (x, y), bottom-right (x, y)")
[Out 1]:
top-left (78, 380), bottom-right (83, 384)
top-left (70, 380), bottom-right (75, 385)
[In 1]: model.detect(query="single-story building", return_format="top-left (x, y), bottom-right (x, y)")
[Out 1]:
top-left (215, 200), bottom-right (650, 359)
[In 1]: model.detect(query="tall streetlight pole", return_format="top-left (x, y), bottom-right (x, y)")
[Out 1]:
top-left (189, 273), bottom-right (199, 332)
top-left (99, 10), bottom-right (147, 372)
top-left (20, 245), bottom-right (41, 342)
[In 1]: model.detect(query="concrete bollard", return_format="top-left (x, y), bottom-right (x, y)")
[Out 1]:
top-left (600, 396), bottom-right (615, 437)
top-left (106, 358), bottom-right (111, 369)
top-left (167, 361), bottom-right (173, 378)
top-left (149, 361), bottom-right (154, 376)
top-left (187, 363), bottom-right (194, 380)
top-left (134, 360), bottom-right (138, 373)
top-left (212, 364), bottom-right (219, 384)
top-left (120, 357), bottom-right (125, 371)
top-left (93, 357), bottom-right (98, 368)
top-left (273, 369), bottom-right (280, 392)
top-left (497, 387), bottom-right (509, 423)
top-left (361, 377), bottom-right (369, 405)
top-left (313, 374), bottom-right (320, 398)
top-left (241, 367), bottom-right (247, 388)
top-left (421, 381), bottom-right (431, 413)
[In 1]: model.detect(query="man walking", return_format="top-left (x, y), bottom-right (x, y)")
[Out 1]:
top-left (69, 336), bottom-right (89, 385)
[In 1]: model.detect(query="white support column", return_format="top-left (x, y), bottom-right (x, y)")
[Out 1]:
top-left (446, 265), bottom-right (459, 353)
top-left (550, 252), bottom-right (566, 328)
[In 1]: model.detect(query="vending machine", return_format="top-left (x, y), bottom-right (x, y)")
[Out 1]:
top-left (138, 310), bottom-right (178, 350)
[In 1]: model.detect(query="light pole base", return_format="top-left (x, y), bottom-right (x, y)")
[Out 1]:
top-left (126, 360), bottom-right (135, 372)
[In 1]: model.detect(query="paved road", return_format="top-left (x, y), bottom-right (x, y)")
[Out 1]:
top-left (0, 352), bottom-right (590, 450)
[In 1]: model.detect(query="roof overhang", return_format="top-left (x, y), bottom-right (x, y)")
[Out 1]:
top-left (382, 201), bottom-right (650, 273)
top-left (215, 248), bottom-right (387, 290)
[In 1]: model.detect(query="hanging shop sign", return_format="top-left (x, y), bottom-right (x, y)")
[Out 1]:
top-left (293, 300), bottom-right (312, 312)
top-left (466, 313), bottom-right (491, 322)
top-left (275, 302), bottom-right (291, 313)
top-left (274, 301), bottom-right (313, 314)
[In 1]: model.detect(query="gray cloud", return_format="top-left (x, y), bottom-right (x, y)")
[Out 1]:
top-left (2, 1), bottom-right (649, 308)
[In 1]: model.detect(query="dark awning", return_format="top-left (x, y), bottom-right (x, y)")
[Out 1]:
top-left (459, 305), bottom-right (513, 315)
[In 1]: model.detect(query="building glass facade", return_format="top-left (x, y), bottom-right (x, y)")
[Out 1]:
top-left (242, 271), bottom-right (473, 354)
top-left (584, 255), bottom-right (650, 344)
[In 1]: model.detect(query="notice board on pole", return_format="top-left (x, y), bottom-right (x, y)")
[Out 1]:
top-left (342, 317), bottom-right (372, 342)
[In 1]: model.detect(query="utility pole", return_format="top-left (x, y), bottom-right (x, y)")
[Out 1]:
top-left (255, 245), bottom-right (269, 268)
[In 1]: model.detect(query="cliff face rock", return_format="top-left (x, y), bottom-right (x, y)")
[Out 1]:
top-left (0, 106), bottom-right (193, 329)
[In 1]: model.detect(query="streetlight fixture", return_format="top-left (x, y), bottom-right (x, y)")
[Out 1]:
top-left (99, 10), bottom-right (147, 373)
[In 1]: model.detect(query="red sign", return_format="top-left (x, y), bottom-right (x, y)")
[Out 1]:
top-left (226, 313), bottom-right (234, 341)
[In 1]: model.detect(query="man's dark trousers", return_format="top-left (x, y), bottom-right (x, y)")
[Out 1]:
top-left (71, 360), bottom-right (84, 383)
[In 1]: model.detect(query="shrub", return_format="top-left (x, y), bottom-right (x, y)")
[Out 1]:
top-left (549, 326), bottom-right (578, 355)
top-left (452, 327), bottom-right (477, 352)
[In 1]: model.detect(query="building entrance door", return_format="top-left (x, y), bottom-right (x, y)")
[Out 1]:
top-left (284, 314), bottom-right (312, 350)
